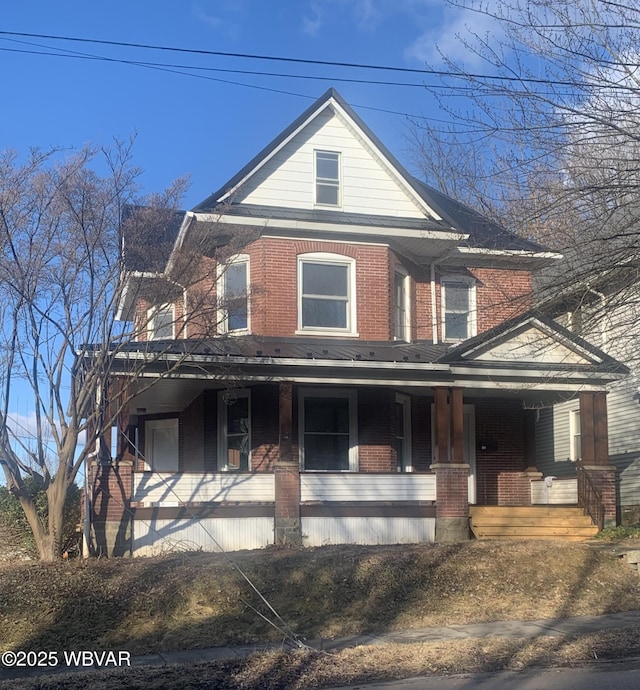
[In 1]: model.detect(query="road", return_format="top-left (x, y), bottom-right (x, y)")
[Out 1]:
top-left (324, 661), bottom-right (640, 690)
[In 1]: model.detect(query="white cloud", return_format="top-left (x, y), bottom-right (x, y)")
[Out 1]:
top-left (303, 2), bottom-right (324, 35)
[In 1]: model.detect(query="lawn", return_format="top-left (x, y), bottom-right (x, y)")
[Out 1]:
top-left (0, 540), bottom-right (639, 689)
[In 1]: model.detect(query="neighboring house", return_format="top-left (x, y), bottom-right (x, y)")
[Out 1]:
top-left (536, 267), bottom-right (640, 525)
top-left (84, 89), bottom-right (625, 557)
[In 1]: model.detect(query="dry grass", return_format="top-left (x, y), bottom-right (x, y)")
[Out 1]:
top-left (2, 628), bottom-right (640, 690)
top-left (0, 541), bottom-right (638, 657)
top-left (0, 539), bottom-right (639, 689)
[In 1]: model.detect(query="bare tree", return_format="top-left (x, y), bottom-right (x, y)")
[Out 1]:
top-left (410, 0), bottom-right (640, 362)
top-left (0, 143), bottom-right (252, 561)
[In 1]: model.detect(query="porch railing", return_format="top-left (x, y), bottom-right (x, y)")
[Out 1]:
top-left (576, 462), bottom-right (604, 531)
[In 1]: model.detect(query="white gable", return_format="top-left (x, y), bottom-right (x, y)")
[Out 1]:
top-left (233, 106), bottom-right (427, 219)
top-left (470, 325), bottom-right (596, 365)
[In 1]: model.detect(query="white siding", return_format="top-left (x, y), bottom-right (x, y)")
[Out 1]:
top-left (302, 517), bottom-right (436, 547)
top-left (133, 472), bottom-right (275, 505)
top-left (531, 478), bottom-right (578, 504)
top-left (235, 109), bottom-right (426, 218)
top-left (300, 473), bottom-right (437, 502)
top-left (132, 517), bottom-right (274, 555)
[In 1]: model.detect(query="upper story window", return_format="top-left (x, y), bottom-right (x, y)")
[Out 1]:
top-left (442, 277), bottom-right (476, 341)
top-left (394, 269), bottom-right (410, 341)
top-left (297, 253), bottom-right (357, 335)
top-left (148, 304), bottom-right (174, 340)
top-left (315, 150), bottom-right (340, 206)
top-left (218, 255), bottom-right (249, 334)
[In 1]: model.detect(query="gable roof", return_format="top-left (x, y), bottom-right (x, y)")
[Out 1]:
top-left (191, 88), bottom-right (553, 259)
top-left (121, 205), bottom-right (186, 272)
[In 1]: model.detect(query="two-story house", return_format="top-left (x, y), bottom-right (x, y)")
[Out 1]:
top-left (85, 89), bottom-right (625, 557)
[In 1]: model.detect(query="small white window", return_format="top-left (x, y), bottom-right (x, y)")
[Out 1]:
top-left (442, 277), bottom-right (476, 341)
top-left (315, 150), bottom-right (340, 206)
top-left (148, 304), bottom-right (175, 340)
top-left (394, 269), bottom-right (410, 341)
top-left (297, 253), bottom-right (357, 335)
top-left (218, 255), bottom-right (249, 334)
top-left (570, 409), bottom-right (581, 461)
top-left (218, 390), bottom-right (251, 471)
top-left (299, 388), bottom-right (357, 471)
top-left (144, 418), bottom-right (179, 471)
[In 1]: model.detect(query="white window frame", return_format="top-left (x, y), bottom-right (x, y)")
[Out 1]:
top-left (144, 418), bottom-right (179, 472)
top-left (314, 150), bottom-right (341, 208)
top-left (147, 303), bottom-right (175, 341)
top-left (217, 254), bottom-right (250, 335)
top-left (217, 389), bottom-right (251, 471)
top-left (297, 252), bottom-right (357, 336)
top-left (394, 268), bottom-right (410, 341)
top-left (441, 276), bottom-right (477, 342)
top-left (569, 408), bottom-right (581, 461)
top-left (299, 388), bottom-right (358, 472)
top-left (395, 393), bottom-right (412, 472)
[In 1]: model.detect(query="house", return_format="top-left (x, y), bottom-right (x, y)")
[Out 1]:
top-left (84, 89), bottom-right (626, 557)
top-left (535, 265), bottom-right (640, 525)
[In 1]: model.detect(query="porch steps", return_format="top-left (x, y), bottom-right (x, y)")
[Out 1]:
top-left (469, 506), bottom-right (599, 541)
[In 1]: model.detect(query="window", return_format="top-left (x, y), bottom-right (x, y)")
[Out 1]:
top-left (299, 389), bottom-right (357, 471)
top-left (218, 255), bottom-right (249, 333)
top-left (570, 409), bottom-right (581, 461)
top-left (148, 304), bottom-right (174, 340)
top-left (394, 269), bottom-right (410, 341)
top-left (315, 150), bottom-right (340, 206)
top-left (394, 393), bottom-right (412, 472)
top-left (442, 278), bottom-right (476, 341)
top-left (218, 390), bottom-right (250, 471)
top-left (144, 419), bottom-right (179, 471)
top-left (298, 253), bottom-right (356, 334)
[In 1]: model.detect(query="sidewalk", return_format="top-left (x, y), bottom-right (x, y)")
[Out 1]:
top-left (2, 610), bottom-right (640, 682)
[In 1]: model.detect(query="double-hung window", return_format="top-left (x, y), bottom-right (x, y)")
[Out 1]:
top-left (148, 304), bottom-right (175, 340)
top-left (299, 389), bottom-right (357, 471)
top-left (298, 253), bottom-right (356, 335)
top-left (218, 255), bottom-right (249, 334)
top-left (218, 390), bottom-right (251, 471)
top-left (315, 150), bottom-right (340, 206)
top-left (442, 277), bottom-right (476, 341)
top-left (394, 269), bottom-right (410, 341)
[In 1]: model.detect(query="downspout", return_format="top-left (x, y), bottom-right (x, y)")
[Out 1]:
top-left (430, 263), bottom-right (438, 344)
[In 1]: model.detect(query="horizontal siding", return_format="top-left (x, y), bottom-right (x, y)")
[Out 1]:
top-left (608, 377), bottom-right (640, 457)
top-left (132, 517), bottom-right (274, 555)
top-left (302, 517), bottom-right (435, 546)
top-left (531, 478), bottom-right (578, 504)
top-left (237, 110), bottom-right (425, 218)
top-left (300, 473), bottom-right (437, 502)
top-left (612, 451), bottom-right (640, 507)
top-left (535, 404), bottom-right (579, 479)
top-left (133, 472), bottom-right (275, 505)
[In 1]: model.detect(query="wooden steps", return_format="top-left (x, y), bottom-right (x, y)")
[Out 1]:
top-left (469, 505), bottom-right (599, 541)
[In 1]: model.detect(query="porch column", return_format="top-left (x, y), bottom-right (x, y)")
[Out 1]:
top-left (274, 382), bottom-right (302, 545)
top-left (433, 387), bottom-right (470, 542)
top-left (579, 391), bottom-right (616, 527)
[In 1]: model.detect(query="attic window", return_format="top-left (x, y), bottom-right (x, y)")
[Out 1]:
top-left (315, 151), bottom-right (340, 206)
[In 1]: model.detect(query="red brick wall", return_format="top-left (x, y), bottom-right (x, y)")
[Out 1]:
top-left (435, 465), bottom-right (469, 517)
top-left (358, 388), bottom-right (395, 471)
top-left (475, 399), bottom-right (527, 505)
top-left (90, 462), bottom-right (132, 523)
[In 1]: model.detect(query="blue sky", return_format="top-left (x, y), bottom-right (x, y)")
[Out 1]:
top-left (1, 0), bottom-right (498, 209)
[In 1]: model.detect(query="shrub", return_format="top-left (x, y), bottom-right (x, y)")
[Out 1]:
top-left (0, 479), bottom-right (81, 557)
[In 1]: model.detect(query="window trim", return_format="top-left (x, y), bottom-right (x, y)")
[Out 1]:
top-left (217, 389), bottom-right (251, 472)
top-left (394, 267), bottom-right (410, 341)
top-left (144, 418), bottom-right (179, 472)
top-left (569, 408), bottom-right (581, 461)
top-left (299, 388), bottom-right (358, 472)
top-left (217, 254), bottom-right (250, 335)
top-left (296, 252), bottom-right (358, 336)
top-left (314, 150), bottom-right (341, 208)
top-left (441, 276), bottom-right (477, 342)
top-left (147, 303), bottom-right (175, 341)
top-left (395, 393), bottom-right (412, 472)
